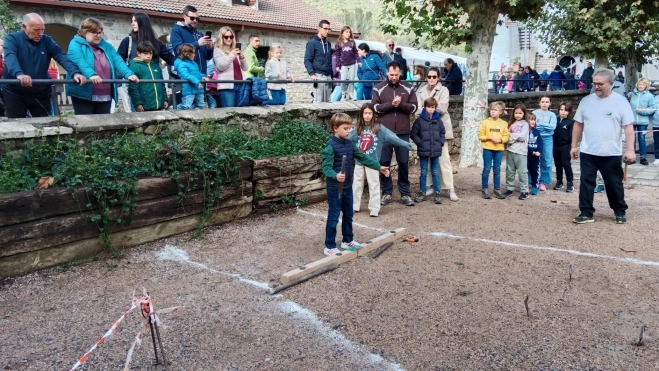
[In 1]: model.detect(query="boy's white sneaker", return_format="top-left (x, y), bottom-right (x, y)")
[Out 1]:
top-left (341, 241), bottom-right (363, 251)
top-left (323, 247), bottom-right (342, 256)
top-left (654, 159), bottom-right (659, 166)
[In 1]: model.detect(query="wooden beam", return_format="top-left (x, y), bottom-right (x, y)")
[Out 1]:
top-left (280, 228), bottom-right (406, 283)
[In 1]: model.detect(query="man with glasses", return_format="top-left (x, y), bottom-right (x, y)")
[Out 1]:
top-left (382, 39), bottom-right (403, 68)
top-left (304, 20), bottom-right (333, 103)
top-left (2, 13), bottom-right (85, 118)
top-left (570, 69), bottom-right (635, 224)
top-left (170, 5), bottom-right (214, 76)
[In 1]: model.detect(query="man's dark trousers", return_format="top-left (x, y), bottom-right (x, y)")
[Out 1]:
top-left (3, 88), bottom-right (51, 118)
top-left (379, 134), bottom-right (411, 197)
top-left (579, 152), bottom-right (628, 217)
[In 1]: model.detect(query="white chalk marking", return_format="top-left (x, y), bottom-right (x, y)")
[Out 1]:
top-left (430, 232), bottom-right (659, 268)
top-left (157, 245), bottom-right (272, 290)
top-left (280, 301), bottom-right (405, 371)
top-left (296, 208), bottom-right (388, 232)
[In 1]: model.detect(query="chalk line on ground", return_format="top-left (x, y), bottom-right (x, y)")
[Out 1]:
top-left (280, 301), bottom-right (405, 371)
top-left (157, 245), bottom-right (272, 290)
top-left (296, 207), bottom-right (389, 233)
top-left (430, 232), bottom-right (659, 268)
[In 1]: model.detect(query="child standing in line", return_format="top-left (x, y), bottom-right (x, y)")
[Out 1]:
top-left (174, 43), bottom-right (208, 109)
top-left (411, 97), bottom-right (446, 204)
top-left (503, 104), bottom-right (530, 200)
top-left (478, 101), bottom-right (510, 199)
top-left (263, 44), bottom-right (293, 105)
top-left (334, 26), bottom-right (359, 101)
top-left (128, 42), bottom-right (168, 111)
top-left (553, 101), bottom-right (575, 192)
top-left (349, 103), bottom-right (413, 217)
top-left (527, 113), bottom-right (544, 195)
top-left (322, 113), bottom-right (390, 256)
top-left (532, 96), bottom-right (557, 191)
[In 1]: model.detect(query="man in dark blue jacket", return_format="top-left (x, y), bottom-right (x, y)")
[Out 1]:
top-left (3, 13), bottom-right (85, 118)
top-left (304, 20), bottom-right (333, 103)
top-left (442, 58), bottom-right (463, 95)
top-left (170, 5), bottom-right (214, 76)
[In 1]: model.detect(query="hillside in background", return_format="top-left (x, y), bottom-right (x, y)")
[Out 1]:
top-left (302, 0), bottom-right (467, 57)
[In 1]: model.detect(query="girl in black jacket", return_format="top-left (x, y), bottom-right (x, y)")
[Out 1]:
top-left (411, 97), bottom-right (446, 204)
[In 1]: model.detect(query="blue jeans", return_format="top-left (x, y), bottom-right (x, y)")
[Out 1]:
top-left (207, 92), bottom-right (219, 108)
top-left (263, 89), bottom-right (286, 105)
top-left (539, 134), bottom-right (553, 185)
top-left (324, 184), bottom-right (354, 249)
top-left (177, 93), bottom-right (205, 109)
top-left (419, 156), bottom-right (440, 193)
top-left (634, 124), bottom-right (648, 158)
top-left (482, 149), bottom-right (503, 189)
top-left (218, 89), bottom-right (236, 108)
top-left (362, 85), bottom-right (373, 100)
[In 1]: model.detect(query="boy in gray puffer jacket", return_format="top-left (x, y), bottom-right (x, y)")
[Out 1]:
top-left (411, 97), bottom-right (446, 204)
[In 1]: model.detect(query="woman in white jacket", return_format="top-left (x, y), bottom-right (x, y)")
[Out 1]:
top-left (212, 26), bottom-right (248, 108)
top-left (415, 67), bottom-right (459, 201)
top-left (263, 44), bottom-right (294, 105)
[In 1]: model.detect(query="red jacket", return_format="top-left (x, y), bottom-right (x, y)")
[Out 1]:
top-left (372, 80), bottom-right (418, 135)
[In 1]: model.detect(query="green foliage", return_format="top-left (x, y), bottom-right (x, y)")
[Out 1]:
top-left (0, 118), bottom-right (331, 255)
top-left (0, 0), bottom-right (20, 35)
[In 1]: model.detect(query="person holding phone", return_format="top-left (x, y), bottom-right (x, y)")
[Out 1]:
top-left (213, 26), bottom-right (247, 108)
top-left (170, 5), bottom-right (213, 76)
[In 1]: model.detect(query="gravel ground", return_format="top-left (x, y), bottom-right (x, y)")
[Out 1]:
top-left (2, 166), bottom-right (659, 370)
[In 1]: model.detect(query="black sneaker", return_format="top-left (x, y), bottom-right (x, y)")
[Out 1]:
top-left (401, 195), bottom-right (415, 206)
top-left (640, 158), bottom-right (649, 166)
top-left (518, 192), bottom-right (529, 200)
top-left (414, 192), bottom-right (425, 203)
top-left (434, 192), bottom-right (442, 204)
top-left (615, 215), bottom-right (627, 224)
top-left (553, 183), bottom-right (564, 190)
top-left (572, 214), bottom-right (594, 224)
top-left (566, 182), bottom-right (574, 193)
top-left (482, 189), bottom-right (491, 199)
top-left (493, 189), bottom-right (506, 199)
top-left (502, 190), bottom-right (514, 198)
top-left (381, 194), bottom-right (392, 205)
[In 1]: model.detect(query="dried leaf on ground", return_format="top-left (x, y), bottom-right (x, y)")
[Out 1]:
top-left (34, 176), bottom-right (54, 189)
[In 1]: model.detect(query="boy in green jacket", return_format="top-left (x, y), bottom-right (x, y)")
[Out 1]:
top-left (128, 42), bottom-right (168, 111)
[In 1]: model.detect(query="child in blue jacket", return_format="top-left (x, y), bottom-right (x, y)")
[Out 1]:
top-left (174, 43), bottom-right (208, 109)
top-left (527, 112), bottom-right (544, 195)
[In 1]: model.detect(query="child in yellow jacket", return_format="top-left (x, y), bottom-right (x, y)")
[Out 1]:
top-left (478, 101), bottom-right (510, 199)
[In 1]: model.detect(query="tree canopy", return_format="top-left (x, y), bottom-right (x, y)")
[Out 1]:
top-left (0, 0), bottom-right (20, 36)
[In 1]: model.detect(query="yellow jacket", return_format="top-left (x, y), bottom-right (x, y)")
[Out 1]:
top-left (478, 117), bottom-right (510, 151)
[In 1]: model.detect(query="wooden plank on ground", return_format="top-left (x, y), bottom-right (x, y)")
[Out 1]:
top-left (280, 228), bottom-right (406, 283)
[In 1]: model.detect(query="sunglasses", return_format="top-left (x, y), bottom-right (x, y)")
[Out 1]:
top-left (223, 35), bottom-right (234, 40)
top-left (427, 75), bottom-right (438, 79)
top-left (387, 44), bottom-right (394, 47)
top-left (187, 15), bottom-right (200, 21)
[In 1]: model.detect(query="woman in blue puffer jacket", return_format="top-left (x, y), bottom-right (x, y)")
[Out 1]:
top-left (356, 43), bottom-right (387, 100)
top-left (66, 18), bottom-right (138, 115)
top-left (629, 77), bottom-right (658, 165)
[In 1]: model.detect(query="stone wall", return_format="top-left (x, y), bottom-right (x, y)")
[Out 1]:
top-left (0, 90), bottom-right (589, 155)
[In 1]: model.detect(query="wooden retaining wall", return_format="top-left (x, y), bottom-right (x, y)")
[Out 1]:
top-left (0, 154), bottom-right (325, 279)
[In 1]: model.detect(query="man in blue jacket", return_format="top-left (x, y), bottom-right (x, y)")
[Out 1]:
top-left (304, 20), bottom-right (333, 103)
top-left (170, 5), bottom-right (214, 76)
top-left (442, 58), bottom-right (463, 95)
top-left (3, 13), bottom-right (85, 118)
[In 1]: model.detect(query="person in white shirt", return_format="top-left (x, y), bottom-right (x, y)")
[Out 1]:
top-left (570, 69), bottom-right (635, 224)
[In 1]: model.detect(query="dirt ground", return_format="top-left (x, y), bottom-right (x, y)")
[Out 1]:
top-left (2, 165), bottom-right (659, 371)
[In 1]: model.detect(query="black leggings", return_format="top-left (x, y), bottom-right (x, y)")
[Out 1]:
top-left (71, 97), bottom-right (112, 115)
top-left (553, 146), bottom-right (573, 183)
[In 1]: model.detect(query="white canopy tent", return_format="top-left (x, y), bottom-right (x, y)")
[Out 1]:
top-left (360, 40), bottom-right (467, 70)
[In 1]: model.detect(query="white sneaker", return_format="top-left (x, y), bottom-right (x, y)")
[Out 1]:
top-left (654, 159), bottom-right (659, 166)
top-left (341, 241), bottom-right (362, 251)
top-left (323, 247), bottom-right (342, 256)
top-left (449, 191), bottom-right (459, 201)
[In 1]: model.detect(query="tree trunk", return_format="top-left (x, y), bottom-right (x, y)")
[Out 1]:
top-left (625, 45), bottom-right (639, 93)
top-left (594, 51), bottom-right (609, 69)
top-left (458, 10), bottom-right (500, 168)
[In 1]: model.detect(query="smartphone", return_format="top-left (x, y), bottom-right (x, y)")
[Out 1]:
top-left (205, 30), bottom-right (212, 38)
top-left (236, 42), bottom-right (242, 50)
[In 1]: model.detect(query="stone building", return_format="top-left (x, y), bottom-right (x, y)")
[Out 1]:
top-left (7, 0), bottom-right (344, 103)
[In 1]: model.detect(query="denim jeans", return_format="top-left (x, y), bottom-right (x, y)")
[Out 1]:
top-left (633, 124), bottom-right (648, 158)
top-left (207, 92), bottom-right (219, 109)
top-left (482, 149), bottom-right (503, 189)
top-left (177, 93), bottom-right (205, 109)
top-left (263, 89), bottom-right (286, 105)
top-left (325, 184), bottom-right (354, 249)
top-left (362, 85), bottom-right (374, 100)
top-left (419, 156), bottom-right (440, 193)
top-left (354, 82), bottom-right (364, 100)
top-left (539, 134), bottom-right (553, 185)
top-left (218, 89), bottom-right (236, 108)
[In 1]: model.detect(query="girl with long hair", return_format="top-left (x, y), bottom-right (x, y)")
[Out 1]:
top-left (118, 13), bottom-right (176, 65)
top-left (333, 26), bottom-right (359, 100)
top-left (504, 104), bottom-right (530, 199)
